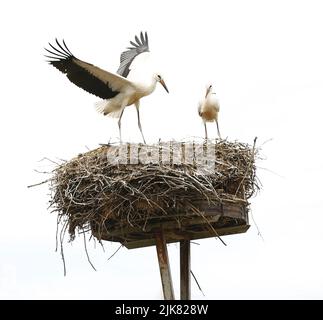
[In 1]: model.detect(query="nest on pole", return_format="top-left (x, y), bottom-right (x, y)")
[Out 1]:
top-left (49, 139), bottom-right (259, 249)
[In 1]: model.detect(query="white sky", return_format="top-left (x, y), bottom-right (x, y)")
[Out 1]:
top-left (1, 0), bottom-right (323, 299)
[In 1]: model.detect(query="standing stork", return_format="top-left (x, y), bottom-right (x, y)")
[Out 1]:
top-left (198, 85), bottom-right (221, 140)
top-left (44, 32), bottom-right (169, 144)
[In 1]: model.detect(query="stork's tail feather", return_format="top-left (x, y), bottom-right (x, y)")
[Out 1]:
top-left (95, 100), bottom-right (123, 118)
top-left (95, 100), bottom-right (108, 115)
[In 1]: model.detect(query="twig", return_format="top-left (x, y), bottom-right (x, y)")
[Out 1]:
top-left (83, 232), bottom-right (97, 271)
top-left (190, 270), bottom-right (205, 296)
top-left (27, 179), bottom-right (50, 188)
top-left (107, 244), bottom-right (123, 261)
top-left (250, 209), bottom-right (265, 242)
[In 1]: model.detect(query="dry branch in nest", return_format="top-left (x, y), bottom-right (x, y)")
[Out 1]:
top-left (48, 139), bottom-right (259, 248)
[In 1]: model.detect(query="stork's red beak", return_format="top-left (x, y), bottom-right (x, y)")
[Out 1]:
top-left (160, 79), bottom-right (169, 93)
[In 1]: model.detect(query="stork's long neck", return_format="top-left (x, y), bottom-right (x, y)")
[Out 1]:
top-left (147, 77), bottom-right (158, 95)
top-left (205, 88), bottom-right (212, 99)
top-left (138, 76), bottom-right (158, 97)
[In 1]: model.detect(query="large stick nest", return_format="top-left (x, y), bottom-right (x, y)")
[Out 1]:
top-left (49, 140), bottom-right (259, 241)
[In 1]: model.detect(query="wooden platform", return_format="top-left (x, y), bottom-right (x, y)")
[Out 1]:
top-left (91, 201), bottom-right (249, 249)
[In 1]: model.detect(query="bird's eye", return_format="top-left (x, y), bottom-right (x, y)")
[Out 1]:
top-left (157, 75), bottom-right (161, 79)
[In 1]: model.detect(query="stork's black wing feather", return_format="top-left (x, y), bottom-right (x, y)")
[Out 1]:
top-left (117, 31), bottom-right (149, 78)
top-left (45, 40), bottom-right (120, 99)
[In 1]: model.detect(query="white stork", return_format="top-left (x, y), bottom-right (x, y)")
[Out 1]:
top-left (198, 85), bottom-right (221, 140)
top-left (45, 32), bottom-right (169, 144)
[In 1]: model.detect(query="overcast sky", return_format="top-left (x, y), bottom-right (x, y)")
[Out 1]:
top-left (1, 0), bottom-right (323, 299)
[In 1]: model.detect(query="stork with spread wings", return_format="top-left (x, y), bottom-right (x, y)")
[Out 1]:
top-left (45, 32), bottom-right (169, 144)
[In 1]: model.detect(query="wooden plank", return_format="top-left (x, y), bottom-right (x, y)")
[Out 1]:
top-left (180, 240), bottom-right (191, 300)
top-left (97, 201), bottom-right (247, 239)
top-left (123, 224), bottom-right (250, 249)
top-left (155, 229), bottom-right (175, 300)
top-left (91, 202), bottom-right (250, 248)
top-left (102, 215), bottom-right (222, 238)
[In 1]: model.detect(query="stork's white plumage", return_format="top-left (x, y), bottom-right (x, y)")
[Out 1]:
top-left (45, 32), bottom-right (169, 144)
top-left (198, 85), bottom-right (221, 140)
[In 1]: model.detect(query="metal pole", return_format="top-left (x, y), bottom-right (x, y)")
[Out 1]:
top-left (155, 229), bottom-right (175, 300)
top-left (180, 240), bottom-right (191, 300)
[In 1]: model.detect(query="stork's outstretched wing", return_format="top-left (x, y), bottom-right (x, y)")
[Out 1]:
top-left (45, 39), bottom-right (134, 99)
top-left (117, 32), bottom-right (149, 78)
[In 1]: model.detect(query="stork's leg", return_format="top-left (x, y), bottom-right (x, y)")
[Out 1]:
top-left (118, 108), bottom-right (125, 144)
top-left (135, 102), bottom-right (146, 144)
top-left (204, 122), bottom-right (208, 141)
top-left (215, 119), bottom-right (221, 139)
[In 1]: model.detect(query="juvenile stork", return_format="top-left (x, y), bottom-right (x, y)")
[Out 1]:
top-left (44, 32), bottom-right (169, 144)
top-left (198, 85), bottom-right (221, 140)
